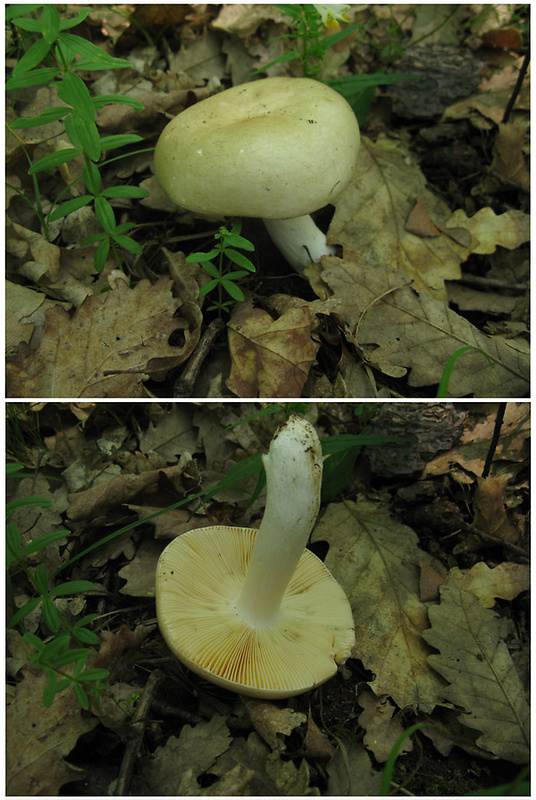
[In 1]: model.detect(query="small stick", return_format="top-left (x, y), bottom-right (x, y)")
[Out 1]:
top-left (173, 317), bottom-right (226, 397)
top-left (114, 670), bottom-right (163, 796)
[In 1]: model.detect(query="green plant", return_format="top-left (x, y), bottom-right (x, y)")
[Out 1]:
top-left (436, 346), bottom-right (494, 397)
top-left (253, 4), bottom-right (418, 124)
top-left (6, 4), bottom-right (149, 272)
top-left (186, 219), bottom-right (256, 314)
top-left (7, 463), bottom-right (109, 708)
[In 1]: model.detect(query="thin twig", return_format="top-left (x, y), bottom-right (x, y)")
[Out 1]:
top-left (173, 317), bottom-right (226, 397)
top-left (114, 669), bottom-right (164, 796)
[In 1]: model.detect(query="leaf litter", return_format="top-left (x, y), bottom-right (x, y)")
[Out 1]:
top-left (6, 401), bottom-right (529, 795)
top-left (5, 4), bottom-right (529, 398)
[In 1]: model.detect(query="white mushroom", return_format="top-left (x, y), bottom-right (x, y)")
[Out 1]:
top-left (154, 77), bottom-right (360, 273)
top-left (155, 415), bottom-right (355, 698)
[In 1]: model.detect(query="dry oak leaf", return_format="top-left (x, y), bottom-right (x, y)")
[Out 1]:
top-left (7, 672), bottom-right (99, 796)
top-left (318, 256), bottom-right (530, 397)
top-left (312, 499), bottom-right (446, 711)
top-left (67, 462), bottom-right (186, 521)
top-left (472, 475), bottom-right (520, 544)
top-left (226, 303), bottom-right (320, 397)
top-left (423, 585), bottom-right (530, 764)
top-left (6, 278), bottom-right (198, 397)
top-left (446, 207), bottom-right (530, 254)
top-left (447, 562), bottom-right (529, 609)
top-left (329, 137), bottom-right (469, 297)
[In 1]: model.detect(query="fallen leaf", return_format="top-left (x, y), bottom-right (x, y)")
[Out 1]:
top-left (67, 462), bottom-right (186, 521)
top-left (244, 699), bottom-right (306, 751)
top-left (143, 715), bottom-right (231, 796)
top-left (118, 538), bottom-right (163, 597)
top-left (327, 737), bottom-right (382, 796)
top-left (472, 475), bottom-right (520, 543)
top-left (7, 278), bottom-right (200, 397)
top-left (139, 403), bottom-right (198, 462)
top-left (329, 137), bottom-right (469, 296)
top-left (312, 500), bottom-right (445, 711)
top-left (318, 256), bottom-right (530, 397)
top-left (358, 691), bottom-right (413, 762)
top-left (423, 403), bottom-right (530, 479)
top-left (447, 562), bottom-right (529, 608)
top-left (226, 304), bottom-right (320, 397)
top-left (7, 672), bottom-right (98, 795)
top-left (446, 207), bottom-right (530, 254)
top-left (423, 585), bottom-right (529, 763)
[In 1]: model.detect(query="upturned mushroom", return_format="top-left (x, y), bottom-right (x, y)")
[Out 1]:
top-left (155, 415), bottom-right (355, 698)
top-left (153, 77), bottom-right (360, 273)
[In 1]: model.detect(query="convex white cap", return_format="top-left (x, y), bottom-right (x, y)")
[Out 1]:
top-left (154, 77), bottom-right (360, 220)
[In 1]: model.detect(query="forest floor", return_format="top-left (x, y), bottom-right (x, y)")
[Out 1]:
top-left (6, 400), bottom-right (530, 795)
top-left (5, 3), bottom-right (530, 399)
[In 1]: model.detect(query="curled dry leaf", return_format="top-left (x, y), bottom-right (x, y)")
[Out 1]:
top-left (423, 585), bottom-right (530, 764)
top-left (226, 303), bottom-right (320, 397)
top-left (7, 278), bottom-right (201, 398)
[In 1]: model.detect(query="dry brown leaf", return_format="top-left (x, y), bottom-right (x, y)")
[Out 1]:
top-left (7, 673), bottom-right (98, 795)
top-left (312, 500), bottom-right (445, 711)
top-left (318, 256), bottom-right (530, 397)
top-left (7, 278), bottom-right (200, 397)
top-left (139, 403), bottom-right (198, 461)
top-left (446, 207), bottom-right (530, 254)
top-left (329, 137), bottom-right (469, 297)
top-left (447, 562), bottom-right (530, 608)
top-left (472, 475), bottom-right (520, 543)
top-left (118, 538), bottom-right (163, 597)
top-left (67, 462), bottom-right (186, 521)
top-left (244, 700), bottom-right (306, 751)
top-left (6, 280), bottom-right (46, 354)
top-left (226, 304), bottom-right (320, 397)
top-left (423, 585), bottom-right (530, 763)
top-left (358, 691), bottom-right (413, 763)
top-left (423, 403), bottom-right (530, 479)
top-left (327, 737), bottom-right (383, 796)
top-left (92, 624), bottom-right (156, 683)
top-left (478, 123), bottom-right (530, 193)
top-left (143, 715), bottom-right (231, 797)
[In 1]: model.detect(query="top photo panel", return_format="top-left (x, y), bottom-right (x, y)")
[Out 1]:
top-left (6, 4), bottom-right (530, 399)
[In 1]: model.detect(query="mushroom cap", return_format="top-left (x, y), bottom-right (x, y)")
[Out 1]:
top-left (153, 77), bottom-right (360, 219)
top-left (156, 525), bottom-right (355, 698)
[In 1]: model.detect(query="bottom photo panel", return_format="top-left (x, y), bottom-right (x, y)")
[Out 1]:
top-left (6, 401), bottom-right (529, 797)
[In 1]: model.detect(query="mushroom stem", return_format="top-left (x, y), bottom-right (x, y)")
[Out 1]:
top-left (234, 416), bottom-right (323, 628)
top-left (263, 215), bottom-right (336, 274)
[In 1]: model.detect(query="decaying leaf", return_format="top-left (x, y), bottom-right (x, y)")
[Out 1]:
top-left (67, 462), bottom-right (186, 521)
top-left (312, 500), bottom-right (446, 711)
top-left (7, 673), bottom-right (99, 796)
top-left (118, 538), bottom-right (163, 597)
top-left (244, 699), bottom-right (306, 751)
top-left (7, 278), bottom-right (200, 397)
top-left (358, 691), bottom-right (413, 762)
top-left (227, 304), bottom-right (320, 397)
top-left (423, 585), bottom-right (529, 764)
top-left (143, 715), bottom-right (232, 796)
